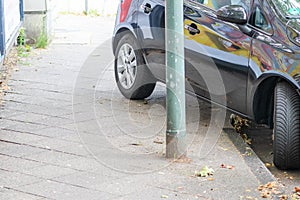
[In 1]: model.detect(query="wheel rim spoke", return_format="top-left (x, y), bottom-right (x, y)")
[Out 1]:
top-left (128, 70), bottom-right (134, 84)
top-left (130, 59), bottom-right (137, 68)
top-left (128, 50), bottom-right (135, 62)
top-left (125, 70), bottom-right (131, 86)
top-left (118, 65), bottom-right (126, 73)
top-left (120, 72), bottom-right (126, 84)
top-left (117, 43), bottom-right (137, 89)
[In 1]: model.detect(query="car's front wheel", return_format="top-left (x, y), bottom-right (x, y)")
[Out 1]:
top-left (114, 33), bottom-right (156, 100)
top-left (273, 81), bottom-right (300, 169)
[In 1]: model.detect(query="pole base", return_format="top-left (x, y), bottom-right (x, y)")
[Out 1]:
top-left (166, 131), bottom-right (186, 159)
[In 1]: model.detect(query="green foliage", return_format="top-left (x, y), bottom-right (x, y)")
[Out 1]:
top-left (16, 45), bottom-right (31, 58)
top-left (83, 9), bottom-right (100, 16)
top-left (195, 166), bottom-right (214, 177)
top-left (88, 9), bottom-right (100, 16)
top-left (16, 28), bottom-right (31, 59)
top-left (17, 28), bottom-right (25, 46)
top-left (35, 31), bottom-right (48, 49)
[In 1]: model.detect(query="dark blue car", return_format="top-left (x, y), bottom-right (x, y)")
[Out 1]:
top-left (112, 0), bottom-right (300, 170)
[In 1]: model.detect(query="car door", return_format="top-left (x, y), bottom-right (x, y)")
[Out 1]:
top-left (136, 0), bottom-right (166, 81)
top-left (184, 0), bottom-right (251, 114)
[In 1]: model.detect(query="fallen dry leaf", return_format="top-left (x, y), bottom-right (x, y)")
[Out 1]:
top-left (265, 163), bottom-right (272, 168)
top-left (291, 193), bottom-right (300, 200)
top-left (220, 164), bottom-right (234, 170)
top-left (261, 190), bottom-right (271, 198)
top-left (279, 195), bottom-right (288, 200)
top-left (258, 185), bottom-right (264, 191)
top-left (242, 134), bottom-right (252, 145)
top-left (2, 85), bottom-right (10, 91)
top-left (266, 182), bottom-right (277, 189)
top-left (272, 188), bottom-right (282, 195)
top-left (227, 165), bottom-right (235, 170)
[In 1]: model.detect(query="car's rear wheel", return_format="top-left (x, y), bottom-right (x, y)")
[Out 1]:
top-left (114, 33), bottom-right (156, 100)
top-left (273, 81), bottom-right (300, 169)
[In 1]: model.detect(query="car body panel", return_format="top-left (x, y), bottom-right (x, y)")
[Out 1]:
top-left (183, 3), bottom-right (251, 114)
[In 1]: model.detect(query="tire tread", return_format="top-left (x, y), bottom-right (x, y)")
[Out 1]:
top-left (273, 82), bottom-right (300, 169)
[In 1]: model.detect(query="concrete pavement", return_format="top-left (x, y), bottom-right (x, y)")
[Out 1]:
top-left (0, 14), bottom-right (281, 200)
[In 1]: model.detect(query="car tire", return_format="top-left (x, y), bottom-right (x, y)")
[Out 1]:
top-left (273, 81), bottom-right (300, 170)
top-left (114, 33), bottom-right (156, 100)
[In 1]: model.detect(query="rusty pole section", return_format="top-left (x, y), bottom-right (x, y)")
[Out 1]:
top-left (165, 0), bottom-right (186, 158)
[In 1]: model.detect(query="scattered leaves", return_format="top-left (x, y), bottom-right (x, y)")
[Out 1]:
top-left (295, 187), bottom-right (300, 193)
top-left (195, 166), bottom-right (214, 177)
top-left (241, 134), bottom-right (252, 145)
top-left (161, 195), bottom-right (168, 198)
top-left (230, 114), bottom-right (252, 144)
top-left (258, 182), bottom-right (285, 199)
top-left (230, 114), bottom-right (249, 133)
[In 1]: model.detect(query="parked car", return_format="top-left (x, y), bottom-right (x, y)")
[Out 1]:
top-left (112, 0), bottom-right (300, 170)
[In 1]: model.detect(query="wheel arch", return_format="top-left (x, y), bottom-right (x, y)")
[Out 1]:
top-left (112, 24), bottom-right (139, 55)
top-left (251, 72), bottom-right (300, 128)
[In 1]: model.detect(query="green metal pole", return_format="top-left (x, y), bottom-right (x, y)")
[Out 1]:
top-left (166, 0), bottom-right (186, 158)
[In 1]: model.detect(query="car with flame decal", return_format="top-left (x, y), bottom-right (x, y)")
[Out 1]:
top-left (112, 0), bottom-right (300, 169)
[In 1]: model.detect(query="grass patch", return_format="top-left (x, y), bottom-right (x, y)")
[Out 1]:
top-left (35, 31), bottom-right (48, 49)
top-left (16, 27), bottom-right (31, 65)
